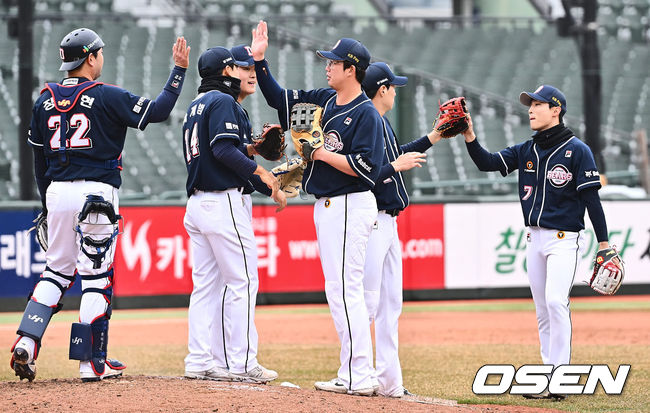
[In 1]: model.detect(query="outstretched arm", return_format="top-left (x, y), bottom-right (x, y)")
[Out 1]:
top-left (146, 37), bottom-right (190, 123)
top-left (461, 114), bottom-right (511, 175)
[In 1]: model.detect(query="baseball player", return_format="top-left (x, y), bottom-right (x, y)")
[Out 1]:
top-left (182, 46), bottom-right (284, 383)
top-left (460, 85), bottom-right (612, 400)
top-left (205, 44), bottom-right (284, 373)
top-left (360, 62), bottom-right (443, 397)
top-left (10, 28), bottom-right (190, 382)
top-left (252, 21), bottom-right (384, 396)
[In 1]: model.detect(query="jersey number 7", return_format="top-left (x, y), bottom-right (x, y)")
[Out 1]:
top-left (48, 113), bottom-right (92, 149)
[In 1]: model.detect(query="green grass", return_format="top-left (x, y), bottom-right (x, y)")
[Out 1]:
top-left (1, 299), bottom-right (648, 412)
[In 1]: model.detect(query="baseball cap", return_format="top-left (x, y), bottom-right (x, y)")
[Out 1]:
top-left (362, 62), bottom-right (408, 95)
top-left (519, 85), bottom-right (567, 116)
top-left (316, 38), bottom-right (371, 70)
top-left (198, 47), bottom-right (247, 78)
top-left (230, 44), bottom-right (254, 67)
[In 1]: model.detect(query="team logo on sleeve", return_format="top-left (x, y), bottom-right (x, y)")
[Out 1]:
top-left (324, 130), bottom-right (344, 152)
top-left (547, 164), bottom-right (573, 188)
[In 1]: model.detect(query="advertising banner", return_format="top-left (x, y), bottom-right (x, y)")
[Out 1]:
top-left (444, 201), bottom-right (650, 288)
top-left (112, 203), bottom-right (445, 296)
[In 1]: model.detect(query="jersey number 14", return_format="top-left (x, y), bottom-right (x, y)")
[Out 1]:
top-left (184, 122), bottom-right (200, 163)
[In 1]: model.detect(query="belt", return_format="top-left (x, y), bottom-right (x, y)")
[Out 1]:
top-left (193, 187), bottom-right (244, 195)
top-left (380, 209), bottom-right (400, 217)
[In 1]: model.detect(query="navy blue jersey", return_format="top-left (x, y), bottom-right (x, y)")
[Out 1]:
top-left (275, 88), bottom-right (384, 198)
top-left (495, 136), bottom-right (601, 231)
top-left (28, 79), bottom-right (155, 188)
top-left (183, 90), bottom-right (254, 196)
top-left (373, 117), bottom-right (410, 211)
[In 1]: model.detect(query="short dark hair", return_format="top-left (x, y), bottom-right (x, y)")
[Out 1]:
top-left (220, 63), bottom-right (236, 76)
top-left (365, 84), bottom-right (387, 100)
top-left (343, 61), bottom-right (365, 84)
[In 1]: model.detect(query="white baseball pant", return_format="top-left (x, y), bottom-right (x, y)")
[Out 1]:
top-left (526, 226), bottom-right (585, 368)
top-left (184, 189), bottom-right (260, 374)
top-left (314, 190), bottom-right (377, 391)
top-left (363, 211), bottom-right (404, 397)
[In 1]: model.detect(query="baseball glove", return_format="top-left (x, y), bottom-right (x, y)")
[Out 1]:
top-left (290, 103), bottom-right (324, 162)
top-left (29, 211), bottom-right (48, 251)
top-left (271, 157), bottom-right (306, 198)
top-left (434, 97), bottom-right (469, 138)
top-left (589, 247), bottom-right (625, 295)
top-left (252, 123), bottom-right (286, 161)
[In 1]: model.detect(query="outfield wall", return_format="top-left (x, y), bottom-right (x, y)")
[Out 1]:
top-left (1, 201), bottom-right (649, 310)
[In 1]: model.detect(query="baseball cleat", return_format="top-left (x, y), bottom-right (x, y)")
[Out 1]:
top-left (185, 366), bottom-right (235, 381)
top-left (315, 378), bottom-right (348, 394)
top-left (11, 347), bottom-right (36, 382)
top-left (230, 365), bottom-right (278, 384)
top-left (80, 359), bottom-right (125, 382)
top-left (314, 378), bottom-right (375, 396)
top-left (371, 378), bottom-right (379, 395)
top-left (523, 390), bottom-right (566, 401)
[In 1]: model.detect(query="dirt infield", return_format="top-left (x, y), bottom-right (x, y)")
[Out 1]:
top-left (0, 376), bottom-right (567, 413)
top-left (1, 296), bottom-right (647, 412)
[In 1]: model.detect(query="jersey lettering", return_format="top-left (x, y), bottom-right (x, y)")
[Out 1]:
top-left (48, 113), bottom-right (92, 149)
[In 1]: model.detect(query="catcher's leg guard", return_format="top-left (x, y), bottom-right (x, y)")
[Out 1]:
top-left (69, 322), bottom-right (92, 361)
top-left (75, 195), bottom-right (121, 269)
top-left (77, 269), bottom-right (125, 381)
top-left (16, 300), bottom-right (54, 346)
top-left (11, 300), bottom-right (55, 381)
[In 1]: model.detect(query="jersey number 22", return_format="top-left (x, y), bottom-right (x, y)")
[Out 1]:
top-left (48, 113), bottom-right (92, 149)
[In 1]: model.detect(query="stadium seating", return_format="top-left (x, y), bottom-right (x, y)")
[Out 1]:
top-left (0, 1), bottom-right (647, 200)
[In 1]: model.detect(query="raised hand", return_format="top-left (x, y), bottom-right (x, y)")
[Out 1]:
top-left (172, 36), bottom-right (190, 68)
top-left (251, 20), bottom-right (269, 61)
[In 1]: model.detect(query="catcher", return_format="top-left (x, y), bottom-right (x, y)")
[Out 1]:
top-left (456, 85), bottom-right (619, 400)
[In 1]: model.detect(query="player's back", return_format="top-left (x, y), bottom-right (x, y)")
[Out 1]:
top-left (182, 90), bottom-right (250, 196)
top-left (31, 79), bottom-right (154, 188)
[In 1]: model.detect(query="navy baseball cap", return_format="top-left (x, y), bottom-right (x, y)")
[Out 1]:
top-left (198, 47), bottom-right (247, 78)
top-left (230, 44), bottom-right (254, 67)
top-left (362, 62), bottom-right (407, 95)
top-left (519, 85), bottom-right (567, 116)
top-left (317, 38), bottom-right (371, 70)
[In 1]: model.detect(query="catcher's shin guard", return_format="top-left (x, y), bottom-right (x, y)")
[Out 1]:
top-left (69, 314), bottom-right (113, 376)
top-left (16, 300), bottom-right (55, 346)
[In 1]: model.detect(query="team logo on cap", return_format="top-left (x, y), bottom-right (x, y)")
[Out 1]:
top-left (547, 164), bottom-right (573, 188)
top-left (347, 53), bottom-right (359, 64)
